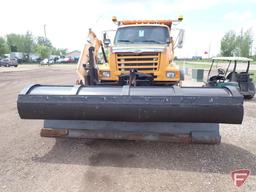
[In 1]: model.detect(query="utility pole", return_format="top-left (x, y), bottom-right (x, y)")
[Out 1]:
top-left (240, 28), bottom-right (243, 56)
top-left (208, 41), bottom-right (211, 59)
top-left (44, 24), bottom-right (47, 40)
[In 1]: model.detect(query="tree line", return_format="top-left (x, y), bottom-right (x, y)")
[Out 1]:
top-left (220, 29), bottom-right (254, 58)
top-left (1, 29), bottom-right (254, 60)
top-left (0, 31), bottom-right (67, 60)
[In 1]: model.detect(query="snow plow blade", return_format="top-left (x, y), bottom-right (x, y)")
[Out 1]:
top-left (17, 85), bottom-right (243, 124)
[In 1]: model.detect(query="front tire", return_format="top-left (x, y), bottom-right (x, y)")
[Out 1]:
top-left (244, 82), bottom-right (255, 99)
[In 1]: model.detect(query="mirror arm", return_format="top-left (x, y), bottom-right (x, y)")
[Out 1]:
top-left (101, 45), bottom-right (108, 63)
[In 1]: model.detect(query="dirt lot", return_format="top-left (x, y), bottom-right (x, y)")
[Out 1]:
top-left (0, 65), bottom-right (255, 192)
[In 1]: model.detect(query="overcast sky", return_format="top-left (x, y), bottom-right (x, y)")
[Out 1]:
top-left (1, 0), bottom-right (256, 57)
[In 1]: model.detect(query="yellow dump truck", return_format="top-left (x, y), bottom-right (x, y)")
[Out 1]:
top-left (17, 17), bottom-right (244, 144)
top-left (77, 16), bottom-right (184, 86)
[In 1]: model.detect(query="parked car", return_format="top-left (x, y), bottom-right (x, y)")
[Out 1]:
top-left (56, 58), bottom-right (64, 63)
top-left (40, 58), bottom-right (49, 65)
top-left (192, 56), bottom-right (202, 60)
top-left (0, 58), bottom-right (18, 67)
top-left (48, 59), bottom-right (54, 64)
top-left (56, 57), bottom-right (73, 63)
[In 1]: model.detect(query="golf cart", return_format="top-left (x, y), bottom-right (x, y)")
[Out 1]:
top-left (206, 57), bottom-right (255, 99)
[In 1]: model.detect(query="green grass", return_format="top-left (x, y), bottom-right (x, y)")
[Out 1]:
top-left (176, 60), bottom-right (256, 82)
top-left (19, 63), bottom-right (77, 65)
top-left (176, 60), bottom-right (211, 69)
top-left (251, 71), bottom-right (256, 82)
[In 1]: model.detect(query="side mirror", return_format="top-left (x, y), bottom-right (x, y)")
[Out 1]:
top-left (103, 39), bottom-right (111, 47)
top-left (177, 29), bottom-right (185, 48)
top-left (166, 37), bottom-right (171, 44)
top-left (103, 32), bottom-right (111, 47)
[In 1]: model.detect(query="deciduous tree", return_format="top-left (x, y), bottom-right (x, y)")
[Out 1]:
top-left (0, 37), bottom-right (9, 57)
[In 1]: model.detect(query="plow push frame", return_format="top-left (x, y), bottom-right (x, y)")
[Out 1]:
top-left (17, 84), bottom-right (244, 144)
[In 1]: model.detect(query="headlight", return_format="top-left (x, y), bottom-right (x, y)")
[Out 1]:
top-left (166, 72), bottom-right (176, 78)
top-left (102, 71), bottom-right (111, 78)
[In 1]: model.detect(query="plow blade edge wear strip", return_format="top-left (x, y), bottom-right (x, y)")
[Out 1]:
top-left (17, 85), bottom-right (244, 124)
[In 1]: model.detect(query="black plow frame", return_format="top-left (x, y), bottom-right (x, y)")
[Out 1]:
top-left (41, 120), bottom-right (221, 144)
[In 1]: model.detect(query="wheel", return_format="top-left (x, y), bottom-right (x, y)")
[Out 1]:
top-left (244, 82), bottom-right (255, 99)
top-left (244, 95), bottom-right (254, 99)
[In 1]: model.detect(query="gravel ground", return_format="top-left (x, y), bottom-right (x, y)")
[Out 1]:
top-left (0, 65), bottom-right (255, 192)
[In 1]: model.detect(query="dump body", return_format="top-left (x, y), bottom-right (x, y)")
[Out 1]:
top-left (17, 84), bottom-right (243, 124)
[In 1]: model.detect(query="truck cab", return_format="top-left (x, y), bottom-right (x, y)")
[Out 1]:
top-left (98, 18), bottom-right (184, 85)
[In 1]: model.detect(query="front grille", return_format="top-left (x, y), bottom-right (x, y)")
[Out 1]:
top-left (116, 52), bottom-right (160, 73)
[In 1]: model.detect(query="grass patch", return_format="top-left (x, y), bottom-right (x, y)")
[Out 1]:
top-left (176, 60), bottom-right (211, 69)
top-left (20, 63), bottom-right (77, 65)
top-left (251, 71), bottom-right (256, 82)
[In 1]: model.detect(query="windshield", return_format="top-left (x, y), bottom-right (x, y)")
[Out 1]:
top-left (114, 26), bottom-right (169, 44)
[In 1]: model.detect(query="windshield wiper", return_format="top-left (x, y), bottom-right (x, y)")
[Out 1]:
top-left (118, 39), bottom-right (132, 43)
top-left (141, 40), bottom-right (162, 44)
